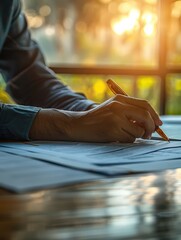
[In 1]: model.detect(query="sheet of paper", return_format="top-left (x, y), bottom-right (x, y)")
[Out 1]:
top-left (152, 124), bottom-right (181, 140)
top-left (0, 144), bottom-right (127, 175)
top-left (1, 121), bottom-right (181, 192)
top-left (103, 159), bottom-right (181, 173)
top-left (0, 152), bottom-right (103, 192)
top-left (1, 139), bottom-right (181, 170)
top-left (161, 115), bottom-right (181, 124)
top-left (151, 117), bottom-right (181, 140)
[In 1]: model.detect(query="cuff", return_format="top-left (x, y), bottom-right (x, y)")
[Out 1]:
top-left (0, 104), bottom-right (40, 140)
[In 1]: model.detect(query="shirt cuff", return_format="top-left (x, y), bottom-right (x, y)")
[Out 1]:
top-left (0, 103), bottom-right (40, 140)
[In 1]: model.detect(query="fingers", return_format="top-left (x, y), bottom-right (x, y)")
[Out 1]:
top-left (121, 116), bottom-right (145, 139)
top-left (124, 106), bottom-right (155, 139)
top-left (112, 95), bottom-right (162, 127)
top-left (37, 96), bottom-right (160, 143)
top-left (117, 129), bottom-right (136, 143)
top-left (109, 100), bottom-right (155, 139)
top-left (70, 106), bottom-right (141, 143)
top-left (103, 111), bottom-right (145, 142)
top-left (77, 97), bottom-right (159, 142)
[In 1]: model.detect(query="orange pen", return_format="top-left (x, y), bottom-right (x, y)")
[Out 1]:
top-left (107, 79), bottom-right (170, 142)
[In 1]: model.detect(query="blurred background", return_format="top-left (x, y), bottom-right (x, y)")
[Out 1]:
top-left (1, 0), bottom-right (180, 114)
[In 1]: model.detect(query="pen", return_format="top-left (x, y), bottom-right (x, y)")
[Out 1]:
top-left (106, 79), bottom-right (170, 142)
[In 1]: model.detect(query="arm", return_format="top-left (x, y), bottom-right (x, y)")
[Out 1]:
top-left (29, 95), bottom-right (163, 143)
top-left (0, 1), bottom-right (162, 142)
top-left (0, 0), bottom-right (95, 111)
top-left (0, 0), bottom-right (94, 140)
top-left (0, 94), bottom-right (162, 142)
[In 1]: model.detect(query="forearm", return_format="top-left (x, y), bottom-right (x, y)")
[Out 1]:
top-left (1, 3), bottom-right (95, 111)
top-left (7, 65), bottom-right (95, 110)
top-left (29, 94), bottom-right (163, 143)
top-left (1, 94), bottom-right (162, 142)
top-left (29, 109), bottom-right (73, 141)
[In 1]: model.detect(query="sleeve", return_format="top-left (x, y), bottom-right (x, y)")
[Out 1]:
top-left (0, 103), bottom-right (40, 140)
top-left (0, 0), bottom-right (95, 111)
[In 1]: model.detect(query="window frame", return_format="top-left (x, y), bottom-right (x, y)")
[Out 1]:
top-left (49, 0), bottom-right (181, 115)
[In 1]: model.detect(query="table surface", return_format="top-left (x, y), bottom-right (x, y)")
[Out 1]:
top-left (0, 170), bottom-right (181, 240)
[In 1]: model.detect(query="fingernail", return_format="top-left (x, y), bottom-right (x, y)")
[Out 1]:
top-left (157, 119), bottom-right (163, 126)
top-left (160, 119), bottom-right (163, 124)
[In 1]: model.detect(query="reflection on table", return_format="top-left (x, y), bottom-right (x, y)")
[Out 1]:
top-left (0, 169), bottom-right (181, 239)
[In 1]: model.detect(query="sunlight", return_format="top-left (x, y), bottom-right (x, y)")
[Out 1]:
top-left (111, 16), bottom-right (136, 35)
top-left (111, 18), bottom-right (126, 35)
top-left (93, 80), bottom-right (106, 95)
top-left (111, 8), bottom-right (140, 35)
top-left (138, 77), bottom-right (154, 89)
top-left (39, 5), bottom-right (51, 17)
top-left (45, 26), bottom-right (55, 36)
top-left (175, 78), bottom-right (181, 91)
top-left (142, 12), bottom-right (153, 23)
top-left (129, 8), bottom-right (140, 20)
top-left (144, 23), bottom-right (154, 36)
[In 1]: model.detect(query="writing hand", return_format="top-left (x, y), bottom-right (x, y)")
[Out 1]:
top-left (29, 95), bottom-right (162, 143)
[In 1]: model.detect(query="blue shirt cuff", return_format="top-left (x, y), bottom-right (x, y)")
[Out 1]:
top-left (0, 103), bottom-right (40, 140)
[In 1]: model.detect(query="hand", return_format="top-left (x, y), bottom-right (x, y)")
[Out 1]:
top-left (29, 95), bottom-right (162, 143)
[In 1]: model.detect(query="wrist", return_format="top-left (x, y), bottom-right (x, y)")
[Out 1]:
top-left (29, 109), bottom-right (72, 141)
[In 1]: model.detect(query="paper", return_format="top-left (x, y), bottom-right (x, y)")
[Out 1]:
top-left (1, 139), bottom-right (181, 171)
top-left (151, 116), bottom-right (181, 140)
top-left (152, 124), bottom-right (181, 140)
top-left (161, 115), bottom-right (181, 124)
top-left (0, 152), bottom-right (102, 192)
top-left (0, 121), bottom-right (181, 192)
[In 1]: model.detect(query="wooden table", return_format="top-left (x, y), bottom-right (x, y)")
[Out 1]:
top-left (0, 170), bottom-right (181, 240)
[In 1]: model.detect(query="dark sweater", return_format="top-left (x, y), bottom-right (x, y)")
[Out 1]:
top-left (0, 0), bottom-right (94, 140)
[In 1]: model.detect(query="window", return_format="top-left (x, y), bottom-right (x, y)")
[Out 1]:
top-left (23, 0), bottom-right (181, 114)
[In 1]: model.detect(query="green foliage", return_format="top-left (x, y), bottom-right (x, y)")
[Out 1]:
top-left (58, 74), bottom-right (161, 112)
top-left (166, 75), bottom-right (181, 114)
top-left (0, 74), bottom-right (14, 104)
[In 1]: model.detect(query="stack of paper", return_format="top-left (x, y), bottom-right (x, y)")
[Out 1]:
top-left (0, 118), bottom-right (181, 192)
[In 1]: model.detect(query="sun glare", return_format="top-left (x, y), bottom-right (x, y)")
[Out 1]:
top-left (111, 16), bottom-right (136, 35)
top-left (144, 24), bottom-right (154, 36)
top-left (112, 8), bottom-right (155, 37)
top-left (129, 9), bottom-right (140, 20)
